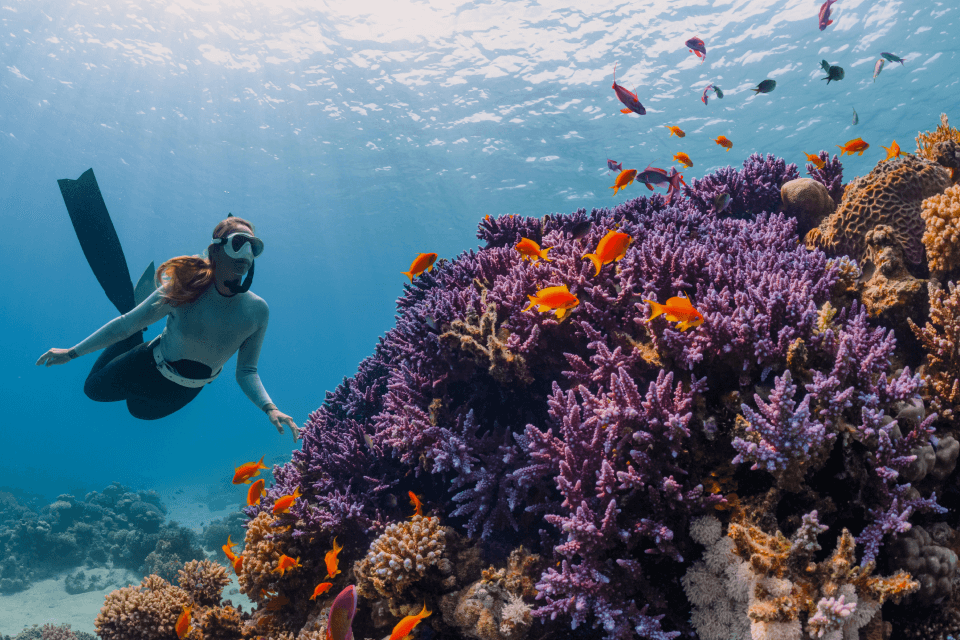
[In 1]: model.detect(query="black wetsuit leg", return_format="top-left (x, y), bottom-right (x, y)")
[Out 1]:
top-left (83, 337), bottom-right (209, 420)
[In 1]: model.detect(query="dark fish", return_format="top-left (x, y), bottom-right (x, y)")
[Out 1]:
top-left (820, 61), bottom-right (844, 84)
top-left (751, 79), bottom-right (776, 94)
top-left (852, 107), bottom-right (859, 125)
top-left (714, 193), bottom-right (732, 212)
top-left (713, 86), bottom-right (724, 99)
top-left (818, 0), bottom-right (838, 31)
top-left (881, 52), bottom-right (905, 65)
top-left (569, 220), bottom-right (593, 240)
top-left (612, 62), bottom-right (646, 115)
top-left (424, 315), bottom-right (439, 332)
top-left (607, 159), bottom-right (622, 173)
top-left (685, 37), bottom-right (707, 65)
top-left (701, 84), bottom-right (723, 105)
top-left (636, 166), bottom-right (671, 186)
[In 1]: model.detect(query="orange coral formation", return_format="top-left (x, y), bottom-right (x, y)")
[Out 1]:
top-left (921, 185), bottom-right (960, 275)
top-left (237, 511), bottom-right (289, 606)
top-left (177, 559), bottom-right (231, 608)
top-left (909, 281), bottom-right (960, 418)
top-left (94, 574), bottom-right (193, 640)
top-left (805, 155), bottom-right (951, 266)
top-left (916, 113), bottom-right (960, 163)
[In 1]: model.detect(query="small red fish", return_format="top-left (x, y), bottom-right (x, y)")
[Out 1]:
top-left (247, 478), bottom-right (265, 507)
top-left (611, 63), bottom-right (646, 115)
top-left (222, 535), bottom-right (238, 562)
top-left (665, 125), bottom-right (686, 138)
top-left (325, 537), bottom-right (343, 578)
top-left (389, 603), bottom-right (432, 640)
top-left (408, 491), bottom-right (424, 517)
top-left (272, 554), bottom-right (301, 577)
top-left (714, 135), bottom-right (733, 151)
top-left (837, 137), bottom-right (869, 156)
top-left (515, 238), bottom-right (552, 263)
top-left (881, 140), bottom-right (901, 160)
top-left (610, 169), bottom-right (638, 196)
top-left (607, 159), bottom-right (622, 173)
top-left (310, 582), bottom-right (333, 601)
top-left (685, 37), bottom-right (707, 65)
top-left (232, 554), bottom-right (244, 574)
top-left (272, 486), bottom-right (301, 515)
top-left (524, 285), bottom-right (580, 319)
top-left (583, 230), bottom-right (632, 276)
top-left (233, 456), bottom-right (268, 485)
top-left (176, 605), bottom-right (192, 639)
top-left (403, 253), bottom-right (438, 282)
top-left (818, 0), bottom-right (838, 31)
top-left (644, 294), bottom-right (704, 331)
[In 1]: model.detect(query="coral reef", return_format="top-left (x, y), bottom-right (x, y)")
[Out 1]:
top-left (805, 154), bottom-right (952, 268)
top-left (805, 150), bottom-right (846, 206)
top-left (916, 113), bottom-right (960, 167)
top-left (0, 483), bottom-right (205, 594)
top-left (683, 152), bottom-right (799, 218)
top-left (94, 574), bottom-right (194, 640)
top-left (886, 525), bottom-right (957, 606)
top-left (921, 184), bottom-right (960, 276)
top-left (857, 224), bottom-right (927, 338)
top-left (178, 559), bottom-right (231, 607)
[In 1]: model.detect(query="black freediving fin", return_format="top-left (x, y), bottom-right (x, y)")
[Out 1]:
top-left (57, 168), bottom-right (135, 315)
top-left (134, 261), bottom-right (156, 306)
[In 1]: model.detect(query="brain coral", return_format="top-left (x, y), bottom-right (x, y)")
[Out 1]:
top-left (921, 184), bottom-right (960, 275)
top-left (805, 154), bottom-right (951, 266)
top-left (354, 515), bottom-right (445, 600)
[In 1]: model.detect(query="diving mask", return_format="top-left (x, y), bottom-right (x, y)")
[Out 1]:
top-left (213, 232), bottom-right (264, 261)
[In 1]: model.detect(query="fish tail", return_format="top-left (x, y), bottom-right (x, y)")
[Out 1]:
top-left (583, 253), bottom-right (602, 276)
top-left (402, 271), bottom-right (414, 282)
top-left (540, 247), bottom-right (553, 262)
top-left (644, 300), bottom-right (666, 322)
top-left (523, 296), bottom-right (537, 312)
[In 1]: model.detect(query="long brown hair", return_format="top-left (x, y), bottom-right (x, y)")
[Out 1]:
top-left (155, 216), bottom-right (256, 307)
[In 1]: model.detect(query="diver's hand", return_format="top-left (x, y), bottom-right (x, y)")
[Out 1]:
top-left (36, 348), bottom-right (75, 367)
top-left (268, 409), bottom-right (300, 442)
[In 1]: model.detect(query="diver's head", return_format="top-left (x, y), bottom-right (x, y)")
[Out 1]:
top-left (209, 216), bottom-right (261, 295)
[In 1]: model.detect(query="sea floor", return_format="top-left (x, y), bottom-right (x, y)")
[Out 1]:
top-left (0, 482), bottom-right (255, 636)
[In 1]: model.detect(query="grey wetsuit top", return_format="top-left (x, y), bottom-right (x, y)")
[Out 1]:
top-left (71, 284), bottom-right (273, 409)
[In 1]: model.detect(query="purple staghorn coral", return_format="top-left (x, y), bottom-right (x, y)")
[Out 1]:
top-left (806, 150), bottom-right (845, 204)
top-left (682, 152), bottom-right (798, 218)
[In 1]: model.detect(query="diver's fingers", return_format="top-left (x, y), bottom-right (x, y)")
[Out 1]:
top-left (36, 350), bottom-right (53, 366)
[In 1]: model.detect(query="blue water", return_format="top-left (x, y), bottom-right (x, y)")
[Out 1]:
top-left (0, 0), bottom-right (956, 624)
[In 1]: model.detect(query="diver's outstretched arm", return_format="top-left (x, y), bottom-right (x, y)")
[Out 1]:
top-left (36, 348), bottom-right (75, 367)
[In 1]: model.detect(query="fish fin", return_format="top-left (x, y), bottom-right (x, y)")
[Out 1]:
top-left (427, 264), bottom-right (434, 272)
top-left (555, 308), bottom-right (566, 319)
top-left (620, 108), bottom-right (632, 114)
top-left (402, 271), bottom-right (413, 282)
top-left (644, 300), bottom-right (665, 322)
top-left (583, 253), bottom-right (602, 276)
top-left (537, 305), bottom-right (550, 313)
top-left (523, 298), bottom-right (537, 312)
top-left (541, 247), bottom-right (553, 262)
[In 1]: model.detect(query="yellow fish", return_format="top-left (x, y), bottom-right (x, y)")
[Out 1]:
top-left (664, 125), bottom-right (686, 138)
top-left (803, 152), bottom-right (826, 169)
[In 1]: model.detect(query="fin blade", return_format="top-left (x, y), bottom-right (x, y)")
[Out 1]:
top-left (134, 261), bottom-right (157, 307)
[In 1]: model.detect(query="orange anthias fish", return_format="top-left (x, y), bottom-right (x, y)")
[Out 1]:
top-left (673, 152), bottom-right (693, 169)
top-left (644, 294), bottom-right (705, 332)
top-left (664, 125), bottom-right (686, 138)
top-left (175, 605), bottom-right (192, 639)
top-left (272, 554), bottom-right (301, 577)
top-left (232, 554), bottom-right (244, 574)
top-left (222, 535), bottom-right (238, 562)
top-left (837, 138), bottom-right (869, 156)
top-left (523, 285), bottom-right (580, 319)
top-left (233, 455), bottom-right (268, 485)
top-left (881, 140), bottom-right (901, 161)
top-left (714, 135), bottom-right (733, 151)
top-left (610, 168), bottom-right (637, 196)
top-left (804, 152), bottom-right (826, 169)
top-left (325, 537), bottom-right (343, 579)
top-left (403, 252), bottom-right (438, 282)
top-left (582, 230), bottom-right (632, 276)
top-left (272, 486), bottom-right (301, 515)
top-left (515, 237), bottom-right (552, 263)
top-left (389, 603), bottom-right (433, 640)
top-left (408, 491), bottom-right (423, 517)
top-left (310, 582), bottom-right (333, 601)
top-left (247, 478), bottom-right (265, 507)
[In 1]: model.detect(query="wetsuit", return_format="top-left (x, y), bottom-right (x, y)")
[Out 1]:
top-left (74, 283), bottom-right (273, 420)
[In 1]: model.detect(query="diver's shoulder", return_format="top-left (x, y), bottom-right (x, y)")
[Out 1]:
top-left (243, 291), bottom-right (269, 319)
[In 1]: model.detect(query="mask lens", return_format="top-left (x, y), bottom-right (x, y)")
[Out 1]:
top-left (227, 234), bottom-right (264, 258)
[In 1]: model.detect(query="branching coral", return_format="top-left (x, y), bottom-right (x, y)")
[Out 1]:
top-left (909, 281), bottom-right (960, 418)
top-left (916, 113), bottom-right (960, 164)
top-left (683, 153), bottom-right (799, 218)
top-left (921, 184), bottom-right (960, 275)
top-left (806, 150), bottom-right (845, 205)
top-left (94, 574), bottom-right (192, 640)
top-left (177, 559), bottom-right (231, 608)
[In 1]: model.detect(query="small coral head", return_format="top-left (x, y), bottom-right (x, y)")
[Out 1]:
top-left (327, 585), bottom-right (358, 640)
